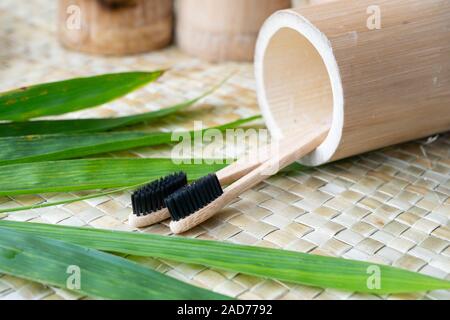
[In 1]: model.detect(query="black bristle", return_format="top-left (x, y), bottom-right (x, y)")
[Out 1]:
top-left (131, 172), bottom-right (187, 217)
top-left (164, 174), bottom-right (224, 221)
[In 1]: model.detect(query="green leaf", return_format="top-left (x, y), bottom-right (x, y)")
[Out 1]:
top-left (0, 71), bottom-right (163, 121)
top-left (0, 185), bottom-right (141, 214)
top-left (1, 220), bottom-right (449, 294)
top-left (0, 116), bottom-right (260, 165)
top-left (0, 158), bottom-right (227, 196)
top-left (0, 74), bottom-right (227, 137)
top-left (0, 227), bottom-right (229, 300)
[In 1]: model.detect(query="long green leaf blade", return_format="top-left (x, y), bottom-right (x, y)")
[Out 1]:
top-left (0, 71), bottom-right (163, 121)
top-left (0, 187), bottom-right (133, 214)
top-left (0, 158), bottom-right (226, 196)
top-left (1, 221), bottom-right (448, 294)
top-left (0, 227), bottom-right (228, 300)
top-left (0, 75), bottom-right (226, 137)
top-left (0, 116), bottom-right (260, 165)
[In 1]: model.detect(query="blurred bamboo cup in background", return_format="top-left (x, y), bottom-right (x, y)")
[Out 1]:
top-left (58, 0), bottom-right (173, 55)
top-left (255, 0), bottom-right (450, 166)
top-left (176, 0), bottom-right (291, 62)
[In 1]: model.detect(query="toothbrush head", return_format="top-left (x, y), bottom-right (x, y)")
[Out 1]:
top-left (164, 174), bottom-right (223, 221)
top-left (131, 172), bottom-right (187, 217)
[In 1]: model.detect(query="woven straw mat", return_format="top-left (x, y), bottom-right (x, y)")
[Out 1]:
top-left (0, 1), bottom-right (449, 300)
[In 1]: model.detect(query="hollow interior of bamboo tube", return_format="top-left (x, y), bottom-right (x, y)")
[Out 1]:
top-left (263, 28), bottom-right (333, 139)
top-left (255, 13), bottom-right (343, 166)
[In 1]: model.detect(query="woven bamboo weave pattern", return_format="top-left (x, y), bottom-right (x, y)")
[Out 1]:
top-left (0, 1), bottom-right (449, 300)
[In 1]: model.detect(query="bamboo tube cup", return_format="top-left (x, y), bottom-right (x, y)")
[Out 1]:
top-left (255, 0), bottom-right (450, 166)
top-left (58, 0), bottom-right (173, 55)
top-left (176, 0), bottom-right (291, 62)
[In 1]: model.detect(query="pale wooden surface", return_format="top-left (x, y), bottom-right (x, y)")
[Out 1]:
top-left (0, 1), bottom-right (449, 300)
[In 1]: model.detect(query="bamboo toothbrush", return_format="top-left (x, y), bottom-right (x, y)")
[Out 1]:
top-left (128, 150), bottom-right (271, 228)
top-left (129, 172), bottom-right (187, 228)
top-left (165, 123), bottom-right (330, 234)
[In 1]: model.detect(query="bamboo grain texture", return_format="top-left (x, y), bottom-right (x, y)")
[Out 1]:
top-left (257, 0), bottom-right (450, 165)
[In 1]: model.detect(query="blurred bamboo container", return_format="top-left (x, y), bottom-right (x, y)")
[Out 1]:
top-left (176, 0), bottom-right (291, 62)
top-left (58, 0), bottom-right (173, 55)
top-left (255, 0), bottom-right (450, 166)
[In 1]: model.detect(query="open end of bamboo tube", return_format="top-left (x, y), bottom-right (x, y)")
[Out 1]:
top-left (255, 10), bottom-right (344, 166)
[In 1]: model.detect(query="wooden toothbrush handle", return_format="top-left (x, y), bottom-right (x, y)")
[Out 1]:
top-left (216, 142), bottom-right (274, 185)
top-left (128, 209), bottom-right (170, 228)
top-left (170, 124), bottom-right (330, 234)
top-left (216, 118), bottom-right (318, 184)
top-left (226, 126), bottom-right (329, 198)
